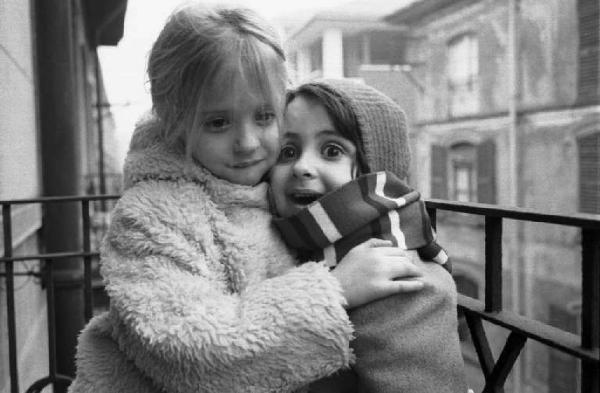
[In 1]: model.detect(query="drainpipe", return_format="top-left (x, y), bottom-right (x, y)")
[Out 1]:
top-left (35, 0), bottom-right (85, 383)
top-left (508, 0), bottom-right (524, 391)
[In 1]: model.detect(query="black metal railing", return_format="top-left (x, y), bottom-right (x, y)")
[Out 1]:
top-left (1, 195), bottom-right (599, 392)
top-left (1, 195), bottom-right (119, 393)
top-left (427, 199), bottom-right (600, 393)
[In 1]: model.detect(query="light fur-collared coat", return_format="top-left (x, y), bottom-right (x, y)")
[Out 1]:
top-left (68, 119), bottom-right (354, 393)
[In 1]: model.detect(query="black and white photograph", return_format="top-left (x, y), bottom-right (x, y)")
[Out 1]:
top-left (0, 0), bottom-right (598, 392)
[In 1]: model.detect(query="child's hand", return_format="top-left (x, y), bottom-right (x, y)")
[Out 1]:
top-left (331, 238), bottom-right (424, 309)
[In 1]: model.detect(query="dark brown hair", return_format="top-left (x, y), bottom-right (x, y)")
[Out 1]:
top-left (286, 83), bottom-right (370, 175)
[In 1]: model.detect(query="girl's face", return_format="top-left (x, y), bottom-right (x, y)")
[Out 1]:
top-left (189, 85), bottom-right (281, 186)
top-left (270, 95), bottom-right (357, 217)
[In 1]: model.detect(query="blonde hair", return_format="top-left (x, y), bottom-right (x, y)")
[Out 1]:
top-left (147, 4), bottom-right (288, 152)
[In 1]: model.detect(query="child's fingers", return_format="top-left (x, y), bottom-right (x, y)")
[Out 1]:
top-left (387, 279), bottom-right (425, 293)
top-left (361, 238), bottom-right (393, 248)
top-left (386, 257), bottom-right (423, 277)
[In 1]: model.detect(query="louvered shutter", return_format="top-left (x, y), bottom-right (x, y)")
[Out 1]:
top-left (548, 303), bottom-right (579, 393)
top-left (578, 132), bottom-right (600, 213)
top-left (477, 139), bottom-right (497, 204)
top-left (577, 0), bottom-right (600, 103)
top-left (431, 144), bottom-right (448, 199)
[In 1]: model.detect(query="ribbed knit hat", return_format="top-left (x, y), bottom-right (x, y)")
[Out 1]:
top-left (311, 78), bottom-right (411, 181)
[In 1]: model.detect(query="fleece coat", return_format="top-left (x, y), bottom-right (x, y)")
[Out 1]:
top-left (68, 118), bottom-right (354, 393)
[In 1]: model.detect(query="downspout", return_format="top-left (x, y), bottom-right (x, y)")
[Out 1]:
top-left (508, 0), bottom-right (524, 391)
top-left (35, 0), bottom-right (84, 385)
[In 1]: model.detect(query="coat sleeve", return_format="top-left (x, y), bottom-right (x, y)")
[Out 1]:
top-left (100, 188), bottom-right (354, 393)
top-left (349, 253), bottom-right (468, 393)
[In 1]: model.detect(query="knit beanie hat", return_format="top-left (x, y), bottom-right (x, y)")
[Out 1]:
top-left (310, 78), bottom-right (411, 181)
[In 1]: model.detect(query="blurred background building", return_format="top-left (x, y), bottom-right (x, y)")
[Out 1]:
top-left (1, 0), bottom-right (598, 392)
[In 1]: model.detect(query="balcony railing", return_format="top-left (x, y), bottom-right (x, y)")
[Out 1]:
top-left (1, 195), bottom-right (119, 393)
top-left (427, 199), bottom-right (599, 393)
top-left (1, 195), bottom-right (599, 393)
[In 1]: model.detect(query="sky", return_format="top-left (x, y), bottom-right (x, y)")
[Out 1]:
top-left (98, 0), bottom-right (349, 165)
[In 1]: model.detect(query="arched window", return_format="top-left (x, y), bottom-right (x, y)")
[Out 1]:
top-left (430, 139), bottom-right (496, 203)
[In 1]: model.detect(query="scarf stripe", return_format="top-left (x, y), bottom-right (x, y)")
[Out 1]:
top-left (375, 172), bottom-right (409, 208)
top-left (308, 203), bottom-right (342, 243)
top-left (359, 175), bottom-right (388, 216)
top-left (388, 210), bottom-right (407, 249)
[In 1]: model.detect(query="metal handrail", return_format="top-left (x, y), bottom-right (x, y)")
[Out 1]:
top-left (1, 195), bottom-right (119, 393)
top-left (426, 198), bottom-right (600, 393)
top-left (1, 195), bottom-right (599, 392)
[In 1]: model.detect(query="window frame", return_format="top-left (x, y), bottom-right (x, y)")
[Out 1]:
top-left (446, 33), bottom-right (480, 117)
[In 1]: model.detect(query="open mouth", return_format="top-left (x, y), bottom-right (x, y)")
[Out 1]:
top-left (289, 191), bottom-right (322, 206)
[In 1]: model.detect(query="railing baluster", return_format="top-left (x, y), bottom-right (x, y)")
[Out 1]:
top-left (3, 204), bottom-right (19, 393)
top-left (484, 216), bottom-right (502, 312)
top-left (465, 311), bottom-right (495, 378)
top-left (82, 200), bottom-right (93, 321)
top-left (483, 332), bottom-right (527, 393)
top-left (581, 228), bottom-right (600, 393)
top-left (45, 258), bottom-right (57, 387)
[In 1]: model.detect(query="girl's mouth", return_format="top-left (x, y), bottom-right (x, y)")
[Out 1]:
top-left (289, 191), bottom-right (322, 206)
top-left (231, 159), bottom-right (263, 169)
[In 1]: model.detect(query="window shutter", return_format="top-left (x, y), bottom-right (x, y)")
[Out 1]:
top-left (548, 303), bottom-right (580, 393)
top-left (577, 0), bottom-right (600, 103)
top-left (578, 132), bottom-right (600, 213)
top-left (430, 144), bottom-right (448, 199)
top-left (477, 138), bottom-right (496, 204)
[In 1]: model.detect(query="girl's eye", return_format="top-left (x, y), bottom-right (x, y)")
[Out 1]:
top-left (204, 117), bottom-right (230, 131)
top-left (322, 144), bottom-right (344, 158)
top-left (277, 145), bottom-right (298, 163)
top-left (256, 110), bottom-right (276, 126)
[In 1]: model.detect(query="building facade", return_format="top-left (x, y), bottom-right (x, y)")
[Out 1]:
top-left (385, 0), bottom-right (599, 392)
top-left (284, 0), bottom-right (422, 121)
top-left (0, 0), bottom-right (126, 390)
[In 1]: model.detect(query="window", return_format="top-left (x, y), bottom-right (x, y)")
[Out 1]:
top-left (430, 139), bottom-right (496, 203)
top-left (450, 143), bottom-right (477, 202)
top-left (548, 302), bottom-right (581, 392)
top-left (578, 132), bottom-right (600, 213)
top-left (309, 39), bottom-right (323, 73)
top-left (447, 34), bottom-right (479, 116)
top-left (576, 0), bottom-right (600, 103)
top-left (368, 31), bottom-right (405, 65)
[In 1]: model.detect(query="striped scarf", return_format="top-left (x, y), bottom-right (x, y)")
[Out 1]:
top-left (273, 171), bottom-right (451, 272)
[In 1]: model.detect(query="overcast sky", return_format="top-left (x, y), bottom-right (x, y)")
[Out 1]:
top-left (98, 0), bottom-right (349, 164)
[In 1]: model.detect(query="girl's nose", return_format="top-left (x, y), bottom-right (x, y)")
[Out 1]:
top-left (292, 154), bottom-right (316, 179)
top-left (234, 123), bottom-right (260, 154)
